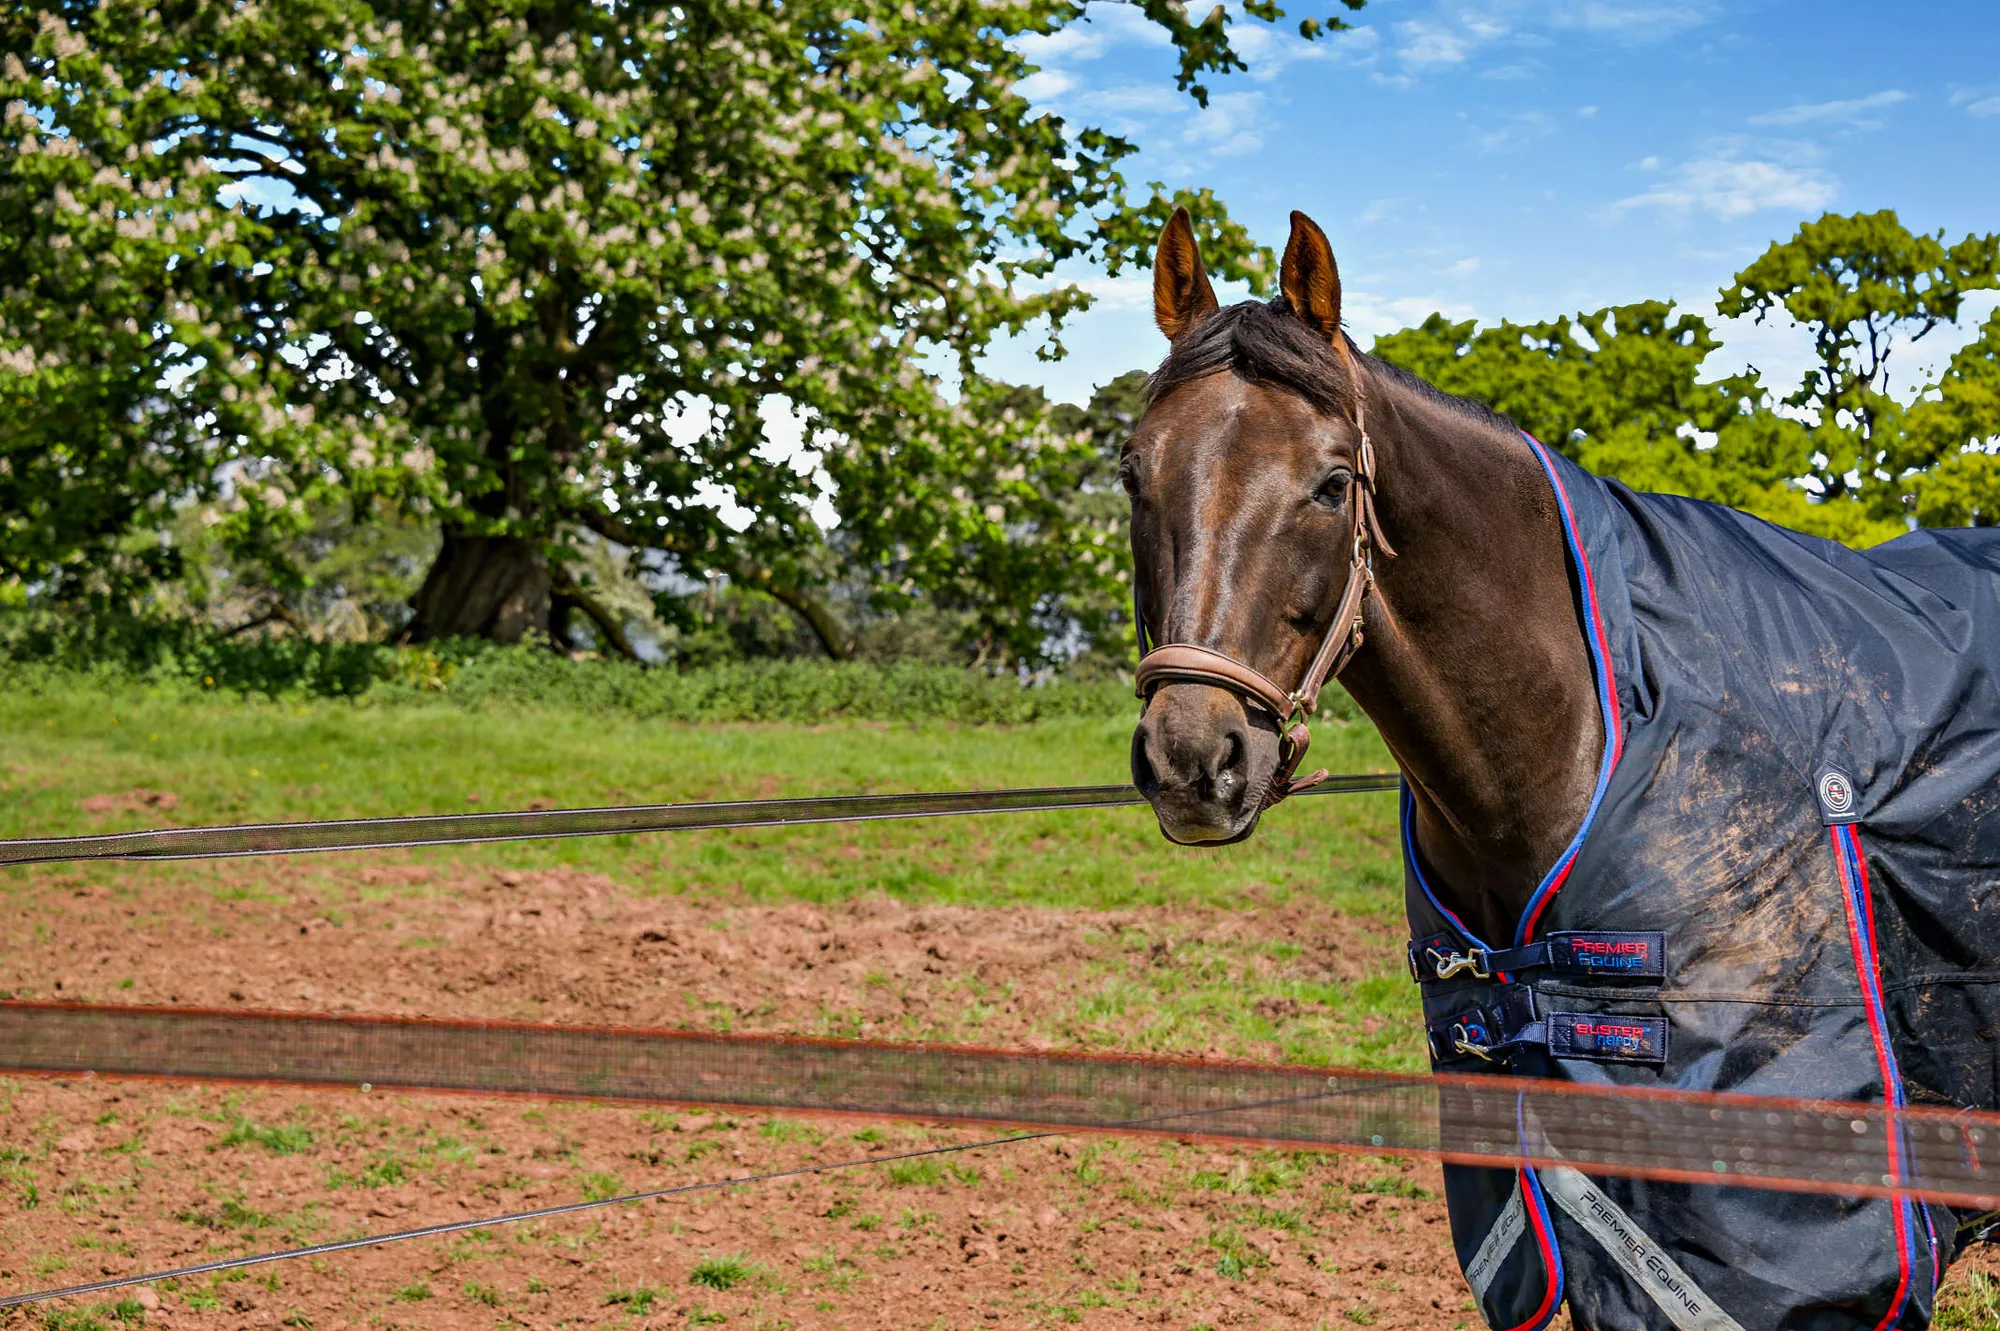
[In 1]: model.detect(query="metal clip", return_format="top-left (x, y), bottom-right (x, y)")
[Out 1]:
top-left (1451, 1024), bottom-right (1498, 1062)
top-left (1426, 948), bottom-right (1491, 981)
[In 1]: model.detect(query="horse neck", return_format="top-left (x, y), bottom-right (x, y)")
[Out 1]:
top-left (1335, 366), bottom-right (1604, 943)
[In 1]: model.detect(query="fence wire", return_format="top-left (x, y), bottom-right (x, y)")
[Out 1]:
top-left (5, 1001), bottom-right (1997, 1210)
top-left (0, 774), bottom-right (1401, 868)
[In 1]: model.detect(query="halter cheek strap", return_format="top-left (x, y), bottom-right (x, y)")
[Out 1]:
top-left (1132, 407), bottom-right (1395, 812)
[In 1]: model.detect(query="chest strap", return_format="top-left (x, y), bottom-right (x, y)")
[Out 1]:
top-left (1428, 985), bottom-right (1669, 1068)
top-left (1409, 930), bottom-right (1666, 984)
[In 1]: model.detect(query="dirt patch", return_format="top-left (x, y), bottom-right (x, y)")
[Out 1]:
top-left (0, 1077), bottom-right (1472, 1329)
top-left (0, 863), bottom-right (1404, 1058)
top-left (9, 859), bottom-right (1995, 1326)
top-left (78, 789), bottom-right (180, 815)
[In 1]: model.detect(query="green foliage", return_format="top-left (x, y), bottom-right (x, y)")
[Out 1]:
top-left (1371, 301), bottom-right (1744, 476)
top-left (0, 0), bottom-right (1345, 650)
top-left (1375, 210), bottom-right (2000, 546)
top-left (1906, 309), bottom-right (2000, 526)
top-left (1719, 210), bottom-right (2000, 537)
top-left (0, 608), bottom-right (1178, 721)
top-left (0, 608), bottom-right (395, 697)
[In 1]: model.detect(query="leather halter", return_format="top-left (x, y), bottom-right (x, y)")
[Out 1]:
top-left (1133, 402), bottom-right (1396, 812)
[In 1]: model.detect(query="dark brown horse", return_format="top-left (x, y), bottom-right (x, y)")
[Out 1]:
top-left (1125, 208), bottom-right (2000, 1329)
top-left (1126, 207), bottom-right (1600, 945)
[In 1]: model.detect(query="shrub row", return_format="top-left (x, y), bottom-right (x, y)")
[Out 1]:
top-left (0, 613), bottom-right (1140, 723)
top-left (0, 612), bottom-right (1361, 726)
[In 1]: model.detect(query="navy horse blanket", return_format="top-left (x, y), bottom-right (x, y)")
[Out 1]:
top-left (1407, 442), bottom-right (2000, 1331)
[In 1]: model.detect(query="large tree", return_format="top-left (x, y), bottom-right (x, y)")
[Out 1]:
top-left (1, 0), bottom-right (1359, 653)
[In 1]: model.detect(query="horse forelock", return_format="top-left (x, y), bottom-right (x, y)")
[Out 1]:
top-left (1145, 300), bottom-right (1358, 419)
top-left (1145, 299), bottom-right (1520, 438)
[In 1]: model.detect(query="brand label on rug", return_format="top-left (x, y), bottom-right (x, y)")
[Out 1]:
top-left (1815, 765), bottom-right (1863, 825)
top-left (1546, 1012), bottom-right (1668, 1065)
top-left (1549, 932), bottom-right (1666, 979)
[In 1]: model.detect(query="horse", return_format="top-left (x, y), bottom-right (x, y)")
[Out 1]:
top-left (1124, 207), bottom-right (2000, 1330)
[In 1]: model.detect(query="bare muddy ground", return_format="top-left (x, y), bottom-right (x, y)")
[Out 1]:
top-left (0, 861), bottom-right (1411, 1064)
top-left (5, 857), bottom-right (1998, 1328)
top-left (0, 1078), bottom-right (1470, 1330)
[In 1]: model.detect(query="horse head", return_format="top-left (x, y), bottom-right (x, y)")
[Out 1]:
top-left (1125, 208), bottom-right (1384, 846)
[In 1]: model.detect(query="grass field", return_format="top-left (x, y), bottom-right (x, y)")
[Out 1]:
top-left (7, 682), bottom-right (1997, 1328)
top-left (0, 685), bottom-right (1398, 912)
top-left (0, 684), bottom-right (1417, 1071)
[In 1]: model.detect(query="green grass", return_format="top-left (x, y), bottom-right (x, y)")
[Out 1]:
top-left (0, 684), bottom-right (1396, 914)
top-left (884, 1158), bottom-right (944, 1187)
top-left (1938, 1270), bottom-right (2000, 1330)
top-left (604, 1284), bottom-right (666, 1313)
top-left (220, 1115), bottom-right (315, 1155)
top-left (40, 1300), bottom-right (144, 1330)
top-left (578, 1171), bottom-right (625, 1201)
top-left (688, 1254), bottom-right (758, 1291)
top-left (0, 683), bottom-right (1419, 1067)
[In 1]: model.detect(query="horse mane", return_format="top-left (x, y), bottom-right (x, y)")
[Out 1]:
top-left (1146, 299), bottom-right (1516, 433)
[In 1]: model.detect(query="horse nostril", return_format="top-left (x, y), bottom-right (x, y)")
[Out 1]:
top-left (1219, 729), bottom-right (1246, 786)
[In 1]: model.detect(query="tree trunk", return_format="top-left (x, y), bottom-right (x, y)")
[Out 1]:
top-left (404, 531), bottom-right (552, 643)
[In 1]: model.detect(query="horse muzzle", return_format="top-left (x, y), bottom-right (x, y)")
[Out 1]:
top-left (1130, 682), bottom-right (1283, 844)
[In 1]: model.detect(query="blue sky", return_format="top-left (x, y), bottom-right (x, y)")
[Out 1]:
top-left (981, 0), bottom-right (2000, 404)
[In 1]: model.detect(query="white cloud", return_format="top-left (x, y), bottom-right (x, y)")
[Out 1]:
top-left (1062, 274), bottom-right (1156, 312)
top-left (1438, 257), bottom-right (1481, 278)
top-left (1013, 68), bottom-right (1078, 101)
top-left (1357, 196), bottom-right (1416, 225)
top-left (1181, 91), bottom-right (1267, 158)
top-left (1748, 89), bottom-right (1908, 128)
top-left (1082, 84), bottom-right (1180, 113)
top-left (1608, 156), bottom-right (1836, 221)
top-left (1381, 1), bottom-right (1715, 82)
top-left (1346, 290), bottom-right (1478, 343)
top-left (1474, 110), bottom-right (1556, 152)
top-left (1577, 105), bottom-right (1598, 117)
top-left (1397, 16), bottom-right (1502, 69)
top-left (1951, 86), bottom-right (2000, 118)
top-left (1550, 0), bottom-right (1714, 40)
top-left (1227, 19), bottom-right (1382, 82)
top-left (1011, 2), bottom-right (1170, 64)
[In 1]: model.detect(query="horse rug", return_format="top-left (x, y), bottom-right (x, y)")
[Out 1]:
top-left (1406, 441), bottom-right (2000, 1330)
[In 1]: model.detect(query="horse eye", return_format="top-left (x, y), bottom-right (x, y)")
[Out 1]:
top-left (1316, 468), bottom-right (1354, 502)
top-left (1119, 462), bottom-right (1142, 498)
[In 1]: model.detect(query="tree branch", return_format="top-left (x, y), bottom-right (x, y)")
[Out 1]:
top-left (568, 505), bottom-right (852, 659)
top-left (550, 566), bottom-right (643, 663)
top-left (753, 573), bottom-right (855, 661)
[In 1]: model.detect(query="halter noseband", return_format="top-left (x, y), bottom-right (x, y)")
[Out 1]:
top-left (1132, 403), bottom-right (1396, 812)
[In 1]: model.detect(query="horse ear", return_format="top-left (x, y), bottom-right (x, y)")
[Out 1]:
top-left (1280, 210), bottom-right (1342, 341)
top-left (1153, 207), bottom-right (1219, 341)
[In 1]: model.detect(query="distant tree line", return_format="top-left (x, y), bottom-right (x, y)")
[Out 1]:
top-left (1373, 211), bottom-right (2000, 547)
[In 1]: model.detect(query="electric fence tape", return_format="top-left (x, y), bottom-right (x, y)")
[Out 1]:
top-left (0, 773), bottom-right (1401, 867)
